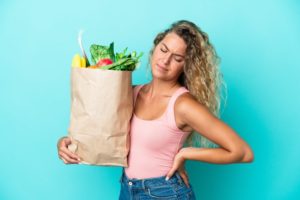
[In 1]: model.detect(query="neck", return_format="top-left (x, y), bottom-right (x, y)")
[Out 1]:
top-left (146, 78), bottom-right (179, 98)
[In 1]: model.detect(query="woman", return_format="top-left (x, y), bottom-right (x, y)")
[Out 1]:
top-left (57, 20), bottom-right (254, 199)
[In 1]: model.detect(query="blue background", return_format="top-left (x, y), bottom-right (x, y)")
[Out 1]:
top-left (0, 0), bottom-right (299, 199)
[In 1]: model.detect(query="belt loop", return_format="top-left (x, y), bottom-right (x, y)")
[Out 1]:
top-left (142, 180), bottom-right (146, 190)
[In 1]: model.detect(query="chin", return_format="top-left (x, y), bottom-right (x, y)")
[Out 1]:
top-left (153, 73), bottom-right (174, 83)
top-left (151, 70), bottom-right (165, 80)
top-left (152, 72), bottom-right (164, 80)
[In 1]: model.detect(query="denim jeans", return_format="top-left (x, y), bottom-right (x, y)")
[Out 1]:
top-left (119, 169), bottom-right (196, 200)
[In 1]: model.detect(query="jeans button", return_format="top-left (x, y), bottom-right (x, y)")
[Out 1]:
top-left (128, 181), bottom-right (133, 186)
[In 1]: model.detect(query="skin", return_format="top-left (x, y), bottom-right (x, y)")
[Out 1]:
top-left (57, 32), bottom-right (254, 188)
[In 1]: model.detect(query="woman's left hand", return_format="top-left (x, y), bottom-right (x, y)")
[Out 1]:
top-left (166, 148), bottom-right (190, 188)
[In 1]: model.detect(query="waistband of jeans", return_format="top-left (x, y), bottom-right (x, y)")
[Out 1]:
top-left (120, 169), bottom-right (184, 189)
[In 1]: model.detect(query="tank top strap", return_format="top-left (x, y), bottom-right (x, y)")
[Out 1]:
top-left (165, 87), bottom-right (190, 132)
top-left (133, 84), bottom-right (145, 106)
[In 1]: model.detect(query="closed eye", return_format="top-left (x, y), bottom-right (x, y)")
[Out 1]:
top-left (174, 57), bottom-right (183, 62)
top-left (160, 48), bottom-right (167, 53)
top-left (161, 43), bottom-right (185, 61)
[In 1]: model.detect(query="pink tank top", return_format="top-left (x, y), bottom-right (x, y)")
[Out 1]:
top-left (124, 84), bottom-right (192, 179)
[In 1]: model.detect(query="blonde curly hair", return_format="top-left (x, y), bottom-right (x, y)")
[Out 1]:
top-left (148, 20), bottom-right (227, 148)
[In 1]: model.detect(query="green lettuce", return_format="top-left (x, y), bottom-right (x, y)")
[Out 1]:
top-left (89, 42), bottom-right (143, 71)
top-left (90, 42), bottom-right (115, 64)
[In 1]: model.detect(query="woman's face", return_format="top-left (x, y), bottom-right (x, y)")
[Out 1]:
top-left (151, 32), bottom-right (187, 82)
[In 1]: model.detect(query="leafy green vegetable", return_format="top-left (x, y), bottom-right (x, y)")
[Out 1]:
top-left (90, 42), bottom-right (115, 64)
top-left (89, 42), bottom-right (143, 71)
top-left (115, 47), bottom-right (128, 62)
top-left (100, 51), bottom-right (143, 71)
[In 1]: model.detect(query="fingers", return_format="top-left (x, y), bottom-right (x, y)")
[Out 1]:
top-left (57, 137), bottom-right (81, 164)
top-left (60, 144), bottom-right (80, 160)
top-left (59, 150), bottom-right (80, 164)
top-left (178, 169), bottom-right (190, 188)
top-left (63, 137), bottom-right (72, 146)
top-left (166, 167), bottom-right (177, 181)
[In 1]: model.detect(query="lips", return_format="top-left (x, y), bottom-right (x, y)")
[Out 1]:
top-left (156, 64), bottom-right (168, 72)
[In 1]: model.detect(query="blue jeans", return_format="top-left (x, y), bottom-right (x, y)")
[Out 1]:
top-left (119, 169), bottom-right (196, 199)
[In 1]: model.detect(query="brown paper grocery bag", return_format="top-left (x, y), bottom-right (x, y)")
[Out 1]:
top-left (67, 67), bottom-right (133, 167)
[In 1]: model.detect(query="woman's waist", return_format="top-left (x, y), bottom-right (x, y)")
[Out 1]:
top-left (124, 159), bottom-right (173, 180)
top-left (121, 168), bottom-right (184, 189)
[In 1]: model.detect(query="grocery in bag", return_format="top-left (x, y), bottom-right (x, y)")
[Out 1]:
top-left (67, 32), bottom-right (143, 166)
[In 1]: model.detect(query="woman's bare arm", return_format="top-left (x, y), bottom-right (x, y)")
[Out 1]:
top-left (176, 93), bottom-right (254, 164)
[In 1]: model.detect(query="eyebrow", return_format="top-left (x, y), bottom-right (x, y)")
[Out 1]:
top-left (161, 43), bottom-right (185, 58)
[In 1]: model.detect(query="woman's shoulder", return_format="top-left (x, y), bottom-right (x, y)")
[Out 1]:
top-left (176, 92), bottom-right (195, 104)
top-left (174, 92), bottom-right (206, 113)
top-left (174, 92), bottom-right (212, 130)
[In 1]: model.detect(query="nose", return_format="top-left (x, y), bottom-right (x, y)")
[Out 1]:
top-left (162, 53), bottom-right (172, 65)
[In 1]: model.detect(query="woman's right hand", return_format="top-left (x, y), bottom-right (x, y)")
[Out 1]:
top-left (57, 136), bottom-right (81, 164)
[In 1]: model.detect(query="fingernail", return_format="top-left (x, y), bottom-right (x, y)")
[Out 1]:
top-left (165, 177), bottom-right (169, 181)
